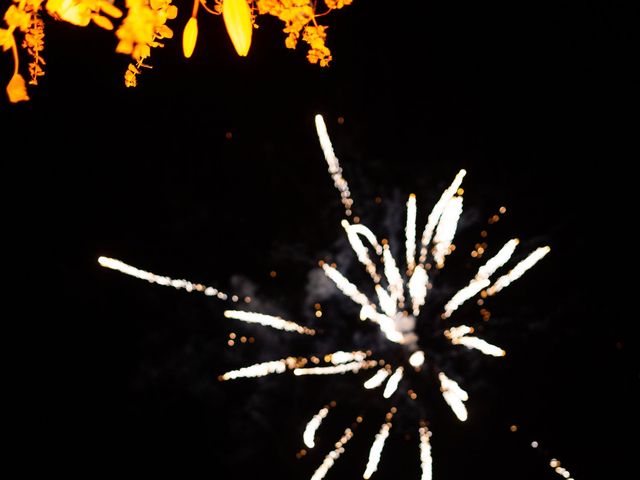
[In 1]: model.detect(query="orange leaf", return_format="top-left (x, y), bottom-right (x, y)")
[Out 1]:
top-left (222, 0), bottom-right (252, 57)
top-left (7, 73), bottom-right (30, 103)
top-left (182, 17), bottom-right (198, 59)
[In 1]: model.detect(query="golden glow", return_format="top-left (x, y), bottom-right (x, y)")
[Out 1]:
top-left (222, 0), bottom-right (252, 57)
top-left (182, 16), bottom-right (198, 58)
top-left (2, 1), bottom-right (353, 100)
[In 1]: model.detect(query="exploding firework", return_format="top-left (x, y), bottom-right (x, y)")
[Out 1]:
top-left (99, 114), bottom-right (551, 479)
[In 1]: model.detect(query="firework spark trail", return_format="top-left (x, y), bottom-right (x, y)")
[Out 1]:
top-left (419, 425), bottom-right (433, 480)
top-left (363, 368), bottom-right (390, 389)
top-left (315, 114), bottom-right (353, 217)
top-left (383, 367), bottom-right (404, 398)
top-left (98, 256), bottom-right (230, 300)
top-left (328, 351), bottom-right (368, 364)
top-left (453, 336), bottom-right (506, 357)
top-left (406, 194), bottom-right (417, 274)
top-left (382, 244), bottom-right (405, 308)
top-left (304, 406), bottom-right (330, 448)
top-left (363, 421), bottom-right (392, 479)
top-left (418, 169), bottom-right (467, 265)
top-left (487, 246), bottom-right (551, 295)
top-left (432, 195), bottom-right (463, 268)
top-left (294, 360), bottom-right (377, 376)
top-left (438, 372), bottom-right (469, 421)
top-left (342, 220), bottom-right (382, 284)
top-left (310, 427), bottom-right (354, 480)
top-left (550, 458), bottom-right (574, 479)
top-left (441, 238), bottom-right (520, 319)
top-left (321, 263), bottom-right (370, 308)
top-left (408, 264), bottom-right (429, 316)
top-left (223, 310), bottom-right (316, 335)
top-left (219, 357), bottom-right (300, 380)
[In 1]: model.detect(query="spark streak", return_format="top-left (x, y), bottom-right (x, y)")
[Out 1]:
top-left (406, 194), bottom-right (417, 274)
top-left (294, 360), bottom-right (377, 376)
top-left (219, 357), bottom-right (301, 380)
top-left (452, 336), bottom-right (506, 357)
top-left (304, 406), bottom-right (330, 448)
top-left (419, 425), bottom-right (433, 480)
top-left (438, 372), bottom-right (468, 421)
top-left (98, 256), bottom-right (229, 299)
top-left (363, 368), bottom-right (390, 389)
top-left (224, 310), bottom-right (316, 335)
top-left (487, 246), bottom-right (551, 295)
top-left (432, 195), bottom-right (463, 267)
top-left (315, 114), bottom-right (353, 216)
top-left (310, 427), bottom-right (354, 480)
top-left (363, 421), bottom-right (392, 479)
top-left (383, 367), bottom-right (404, 398)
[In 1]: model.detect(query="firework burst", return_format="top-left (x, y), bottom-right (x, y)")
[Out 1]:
top-left (99, 114), bottom-right (550, 479)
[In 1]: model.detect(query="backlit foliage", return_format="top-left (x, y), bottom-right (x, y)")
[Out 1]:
top-left (1, 0), bottom-right (353, 103)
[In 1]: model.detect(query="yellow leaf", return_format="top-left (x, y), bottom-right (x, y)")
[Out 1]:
top-left (6, 73), bottom-right (30, 103)
top-left (222, 0), bottom-right (252, 57)
top-left (99, 1), bottom-right (123, 19)
top-left (182, 17), bottom-right (198, 59)
top-left (156, 24), bottom-right (173, 39)
top-left (166, 5), bottom-right (178, 20)
top-left (92, 14), bottom-right (114, 31)
top-left (0, 28), bottom-right (14, 52)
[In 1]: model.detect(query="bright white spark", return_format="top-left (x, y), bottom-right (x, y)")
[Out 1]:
top-left (382, 244), bottom-right (404, 308)
top-left (446, 325), bottom-right (474, 339)
top-left (432, 195), bottom-right (463, 267)
top-left (315, 114), bottom-right (353, 216)
top-left (363, 368), bottom-right (390, 389)
top-left (294, 360), bottom-right (377, 376)
top-left (405, 194), bottom-right (417, 274)
top-left (441, 238), bottom-right (519, 319)
top-left (452, 336), bottom-right (506, 357)
top-left (224, 310), bottom-right (315, 335)
top-left (375, 284), bottom-right (397, 318)
top-left (310, 427), bottom-right (354, 480)
top-left (383, 367), bottom-right (404, 398)
top-left (220, 358), bottom-right (297, 381)
top-left (419, 425), bottom-right (433, 480)
top-left (418, 169), bottom-right (466, 265)
top-left (408, 265), bottom-right (428, 316)
top-left (304, 406), bottom-right (330, 448)
top-left (359, 305), bottom-right (405, 344)
top-left (363, 422), bottom-right (391, 479)
top-left (98, 256), bottom-right (229, 300)
top-left (342, 220), bottom-right (382, 283)
top-left (409, 350), bottom-right (426, 368)
top-left (438, 372), bottom-right (468, 421)
top-left (328, 351), bottom-right (368, 364)
top-left (487, 246), bottom-right (551, 295)
top-left (322, 263), bottom-right (370, 307)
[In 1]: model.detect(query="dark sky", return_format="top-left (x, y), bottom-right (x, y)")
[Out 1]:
top-left (4, 1), bottom-right (633, 478)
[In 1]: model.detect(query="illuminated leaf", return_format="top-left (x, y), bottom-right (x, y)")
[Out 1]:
top-left (223, 0), bottom-right (253, 57)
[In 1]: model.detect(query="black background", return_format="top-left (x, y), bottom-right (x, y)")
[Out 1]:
top-left (3, 1), bottom-right (634, 478)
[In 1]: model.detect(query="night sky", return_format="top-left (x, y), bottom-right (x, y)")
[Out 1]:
top-left (3, 1), bottom-right (633, 478)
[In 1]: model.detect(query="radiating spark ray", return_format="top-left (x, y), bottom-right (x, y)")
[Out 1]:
top-left (342, 220), bottom-right (382, 283)
top-left (363, 421), bottom-right (392, 479)
top-left (441, 239), bottom-right (519, 318)
top-left (406, 194), bottom-right (417, 274)
top-left (408, 264), bottom-right (428, 316)
top-left (364, 368), bottom-right (390, 389)
top-left (304, 406), bottom-right (330, 448)
top-left (359, 306), bottom-right (405, 344)
top-left (322, 263), bottom-right (370, 307)
top-left (452, 336), bottom-right (506, 357)
top-left (375, 284), bottom-right (397, 318)
top-left (315, 114), bottom-right (353, 216)
top-left (438, 372), bottom-right (468, 421)
top-left (382, 244), bottom-right (404, 308)
top-left (328, 351), bottom-right (368, 365)
top-left (383, 367), bottom-right (404, 398)
top-left (419, 425), bottom-right (433, 480)
top-left (224, 310), bottom-right (315, 335)
top-left (98, 256), bottom-right (229, 300)
top-left (432, 195), bottom-right (463, 267)
top-left (487, 246), bottom-right (551, 295)
top-left (294, 360), bottom-right (377, 376)
top-left (310, 426), bottom-right (354, 480)
top-left (219, 357), bottom-right (302, 381)
top-left (418, 169), bottom-right (466, 265)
